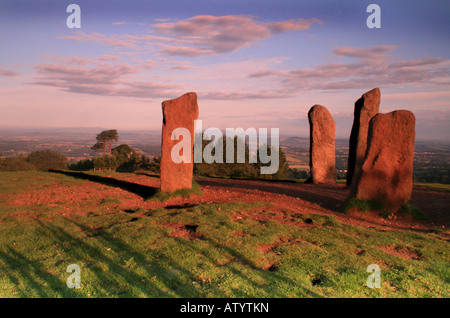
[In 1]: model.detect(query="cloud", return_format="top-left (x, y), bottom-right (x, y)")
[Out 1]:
top-left (60, 15), bottom-right (322, 57)
top-left (266, 18), bottom-right (323, 34)
top-left (34, 62), bottom-right (137, 85)
top-left (333, 45), bottom-right (399, 59)
top-left (151, 15), bottom-right (322, 56)
top-left (249, 45), bottom-right (450, 92)
top-left (30, 56), bottom-right (183, 98)
top-left (168, 61), bottom-right (199, 71)
top-left (60, 31), bottom-right (135, 48)
top-left (200, 89), bottom-right (291, 100)
top-left (0, 68), bottom-right (20, 77)
top-left (158, 44), bottom-right (215, 57)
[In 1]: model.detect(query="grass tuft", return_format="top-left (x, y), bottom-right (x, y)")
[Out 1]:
top-left (148, 180), bottom-right (203, 202)
top-left (398, 203), bottom-right (429, 220)
top-left (343, 198), bottom-right (385, 214)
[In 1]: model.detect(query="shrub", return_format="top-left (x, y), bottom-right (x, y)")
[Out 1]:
top-left (398, 203), bottom-right (429, 220)
top-left (26, 150), bottom-right (68, 171)
top-left (0, 156), bottom-right (35, 172)
top-left (68, 159), bottom-right (94, 171)
top-left (343, 198), bottom-right (385, 214)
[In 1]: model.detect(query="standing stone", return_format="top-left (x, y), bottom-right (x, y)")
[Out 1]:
top-left (348, 110), bottom-right (416, 212)
top-left (308, 105), bottom-right (336, 184)
top-left (160, 92), bottom-right (199, 193)
top-left (346, 88), bottom-right (380, 185)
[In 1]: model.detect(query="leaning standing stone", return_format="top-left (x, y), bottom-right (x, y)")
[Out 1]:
top-left (160, 92), bottom-right (199, 193)
top-left (347, 88), bottom-right (380, 186)
top-left (348, 110), bottom-right (416, 212)
top-left (308, 105), bottom-right (336, 184)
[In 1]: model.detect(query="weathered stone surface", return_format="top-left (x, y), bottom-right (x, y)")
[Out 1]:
top-left (347, 88), bottom-right (380, 185)
top-left (160, 92), bottom-right (199, 193)
top-left (308, 105), bottom-right (336, 184)
top-left (348, 110), bottom-right (416, 212)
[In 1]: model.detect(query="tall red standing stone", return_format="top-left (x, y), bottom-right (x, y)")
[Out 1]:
top-left (348, 110), bottom-right (416, 212)
top-left (346, 88), bottom-right (380, 185)
top-left (308, 105), bottom-right (336, 184)
top-left (160, 92), bottom-right (199, 193)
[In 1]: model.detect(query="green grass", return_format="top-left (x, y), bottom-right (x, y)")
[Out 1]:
top-left (148, 180), bottom-right (203, 202)
top-left (0, 171), bottom-right (448, 298)
top-left (344, 198), bottom-right (428, 221)
top-left (398, 203), bottom-right (429, 221)
top-left (343, 198), bottom-right (385, 214)
top-left (413, 182), bottom-right (450, 193)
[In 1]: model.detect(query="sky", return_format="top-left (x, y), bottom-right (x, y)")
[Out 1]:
top-left (0, 0), bottom-right (449, 140)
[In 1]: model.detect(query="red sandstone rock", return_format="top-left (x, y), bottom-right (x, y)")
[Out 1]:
top-left (347, 88), bottom-right (380, 185)
top-left (160, 92), bottom-right (199, 193)
top-left (308, 105), bottom-right (336, 184)
top-left (349, 110), bottom-right (416, 212)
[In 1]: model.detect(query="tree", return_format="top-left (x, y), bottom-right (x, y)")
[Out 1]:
top-left (112, 144), bottom-right (134, 160)
top-left (255, 144), bottom-right (290, 180)
top-left (0, 156), bottom-right (35, 172)
top-left (193, 134), bottom-right (259, 178)
top-left (93, 155), bottom-right (118, 171)
top-left (26, 150), bottom-right (68, 171)
top-left (68, 158), bottom-right (94, 171)
top-left (91, 130), bottom-right (119, 155)
top-left (113, 144), bottom-right (144, 172)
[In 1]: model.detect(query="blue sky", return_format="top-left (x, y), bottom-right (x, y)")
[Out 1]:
top-left (1, 0), bottom-right (449, 140)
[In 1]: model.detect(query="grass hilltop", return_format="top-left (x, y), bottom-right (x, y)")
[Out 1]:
top-left (0, 170), bottom-right (448, 297)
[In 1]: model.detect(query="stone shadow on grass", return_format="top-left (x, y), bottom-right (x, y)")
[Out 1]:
top-left (49, 169), bottom-right (158, 200)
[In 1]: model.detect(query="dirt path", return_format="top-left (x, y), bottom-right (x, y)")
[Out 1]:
top-left (192, 177), bottom-right (449, 231)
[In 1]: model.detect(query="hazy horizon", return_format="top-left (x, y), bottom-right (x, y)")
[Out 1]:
top-left (1, 0), bottom-right (449, 140)
top-left (1, 126), bottom-right (450, 144)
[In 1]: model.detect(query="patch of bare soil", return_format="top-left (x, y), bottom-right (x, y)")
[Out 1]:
top-left (193, 177), bottom-right (449, 232)
top-left (7, 173), bottom-right (450, 234)
top-left (376, 245), bottom-right (423, 260)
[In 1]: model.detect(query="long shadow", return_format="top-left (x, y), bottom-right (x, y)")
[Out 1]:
top-left (0, 210), bottom-right (323, 297)
top-left (49, 169), bottom-right (158, 200)
top-left (168, 233), bottom-right (323, 298)
top-left (37, 219), bottom-right (203, 298)
top-left (0, 247), bottom-right (67, 297)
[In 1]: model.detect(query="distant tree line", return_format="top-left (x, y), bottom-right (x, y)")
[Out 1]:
top-left (0, 149), bottom-right (68, 172)
top-left (192, 134), bottom-right (295, 180)
top-left (1, 128), bottom-right (448, 184)
top-left (413, 168), bottom-right (450, 184)
top-left (69, 143), bottom-right (160, 173)
top-left (68, 129), bottom-right (160, 172)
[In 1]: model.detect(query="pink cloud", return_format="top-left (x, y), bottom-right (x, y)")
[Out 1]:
top-left (0, 68), bottom-right (20, 77)
top-left (60, 15), bottom-right (322, 57)
top-left (249, 45), bottom-right (450, 92)
top-left (158, 44), bottom-right (215, 57)
top-left (152, 15), bottom-right (322, 56)
top-left (333, 45), bottom-right (399, 59)
top-left (30, 56), bottom-right (182, 98)
top-left (168, 61), bottom-right (199, 71)
top-left (60, 31), bottom-right (135, 48)
top-left (266, 18), bottom-right (323, 34)
top-left (200, 89), bottom-right (292, 100)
